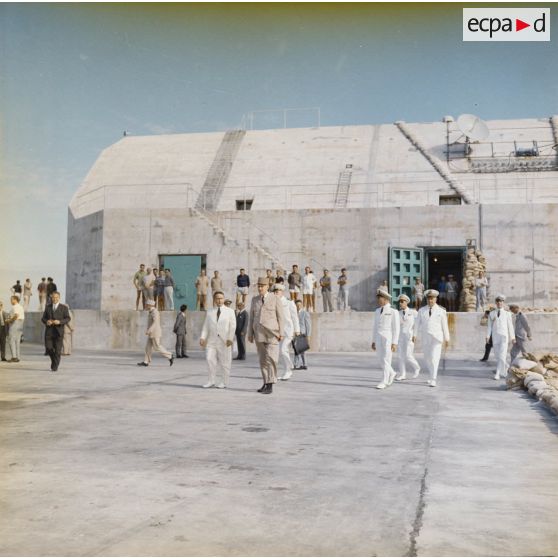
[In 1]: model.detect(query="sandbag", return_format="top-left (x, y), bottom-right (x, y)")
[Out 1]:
top-left (528, 381), bottom-right (546, 396)
top-left (524, 372), bottom-right (545, 386)
top-left (512, 358), bottom-right (539, 371)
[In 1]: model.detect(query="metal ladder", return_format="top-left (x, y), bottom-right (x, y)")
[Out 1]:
top-left (334, 170), bottom-right (353, 208)
top-left (195, 129), bottom-right (246, 211)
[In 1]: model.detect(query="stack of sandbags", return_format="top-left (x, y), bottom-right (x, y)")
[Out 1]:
top-left (507, 351), bottom-right (558, 416)
top-left (460, 248), bottom-right (487, 312)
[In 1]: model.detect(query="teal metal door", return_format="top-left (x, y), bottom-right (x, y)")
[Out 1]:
top-left (160, 255), bottom-right (202, 310)
top-left (388, 247), bottom-right (424, 301)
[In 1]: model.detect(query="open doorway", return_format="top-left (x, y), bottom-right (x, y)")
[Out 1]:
top-left (424, 247), bottom-right (465, 311)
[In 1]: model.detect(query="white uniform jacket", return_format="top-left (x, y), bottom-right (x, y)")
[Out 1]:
top-left (487, 309), bottom-right (515, 341)
top-left (280, 297), bottom-right (300, 338)
top-left (399, 308), bottom-right (418, 339)
top-left (415, 304), bottom-right (450, 343)
top-left (201, 306), bottom-right (236, 347)
top-left (373, 303), bottom-right (400, 345)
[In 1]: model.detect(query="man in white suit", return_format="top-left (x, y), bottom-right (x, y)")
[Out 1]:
top-left (200, 291), bottom-right (236, 389)
top-left (137, 299), bottom-right (174, 367)
top-left (371, 288), bottom-right (400, 390)
top-left (413, 289), bottom-right (450, 388)
top-left (487, 294), bottom-right (515, 380)
top-left (273, 283), bottom-right (300, 381)
top-left (395, 294), bottom-right (421, 381)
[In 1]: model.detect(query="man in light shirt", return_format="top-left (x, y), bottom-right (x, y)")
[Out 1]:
top-left (413, 289), bottom-right (450, 388)
top-left (395, 294), bottom-right (420, 381)
top-left (487, 295), bottom-right (515, 380)
top-left (200, 291), bottom-right (236, 388)
top-left (475, 271), bottom-right (488, 312)
top-left (273, 283), bottom-right (300, 381)
top-left (6, 296), bottom-right (25, 363)
top-left (371, 288), bottom-right (400, 390)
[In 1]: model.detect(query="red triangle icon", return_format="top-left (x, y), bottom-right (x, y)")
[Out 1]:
top-left (516, 18), bottom-right (531, 31)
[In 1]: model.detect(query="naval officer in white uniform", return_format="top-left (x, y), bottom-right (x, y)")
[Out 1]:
top-left (371, 288), bottom-right (400, 389)
top-left (273, 283), bottom-right (300, 381)
top-left (487, 294), bottom-right (515, 380)
top-left (413, 289), bottom-right (450, 387)
top-left (200, 291), bottom-right (237, 388)
top-left (395, 294), bottom-right (421, 381)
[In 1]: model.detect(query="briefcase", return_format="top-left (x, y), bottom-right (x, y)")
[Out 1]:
top-left (292, 334), bottom-right (310, 355)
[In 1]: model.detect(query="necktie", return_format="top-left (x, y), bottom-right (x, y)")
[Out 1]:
top-left (497, 310), bottom-right (500, 317)
top-left (380, 307), bottom-right (383, 314)
top-left (261, 295), bottom-right (265, 303)
top-left (217, 308), bottom-right (221, 321)
top-left (403, 311), bottom-right (406, 319)
top-left (429, 308), bottom-right (432, 317)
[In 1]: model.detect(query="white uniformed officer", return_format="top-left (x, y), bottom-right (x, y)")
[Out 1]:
top-left (413, 289), bottom-right (450, 388)
top-left (395, 294), bottom-right (420, 381)
top-left (487, 295), bottom-right (515, 380)
top-left (371, 288), bottom-right (400, 389)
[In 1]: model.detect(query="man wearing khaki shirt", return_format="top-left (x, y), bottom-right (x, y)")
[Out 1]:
top-left (210, 271), bottom-right (223, 306)
top-left (137, 299), bottom-right (174, 367)
top-left (248, 277), bottom-right (285, 394)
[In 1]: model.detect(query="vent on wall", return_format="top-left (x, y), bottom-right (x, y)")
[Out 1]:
top-left (236, 199), bottom-right (253, 210)
top-left (439, 195), bottom-right (462, 206)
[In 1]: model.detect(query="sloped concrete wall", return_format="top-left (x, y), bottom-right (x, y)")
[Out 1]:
top-left (23, 310), bottom-right (558, 355)
top-left (69, 119), bottom-right (558, 219)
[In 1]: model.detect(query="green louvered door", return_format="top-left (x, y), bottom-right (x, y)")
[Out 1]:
top-left (388, 247), bottom-right (424, 301)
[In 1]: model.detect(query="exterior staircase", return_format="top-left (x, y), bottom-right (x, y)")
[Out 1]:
top-left (189, 207), bottom-right (284, 269)
top-left (395, 121), bottom-right (473, 204)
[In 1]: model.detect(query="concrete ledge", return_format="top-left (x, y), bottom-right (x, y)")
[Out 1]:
top-left (23, 311), bottom-right (558, 354)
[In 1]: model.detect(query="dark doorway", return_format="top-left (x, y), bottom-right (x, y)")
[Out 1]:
top-left (424, 247), bottom-right (465, 311)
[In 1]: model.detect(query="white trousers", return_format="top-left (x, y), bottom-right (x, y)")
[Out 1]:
top-left (279, 335), bottom-right (294, 375)
top-left (144, 336), bottom-right (172, 362)
top-left (376, 336), bottom-right (395, 384)
top-left (492, 333), bottom-right (509, 377)
top-left (164, 287), bottom-right (174, 310)
top-left (422, 335), bottom-right (443, 381)
top-left (398, 335), bottom-right (420, 376)
top-left (206, 344), bottom-right (232, 386)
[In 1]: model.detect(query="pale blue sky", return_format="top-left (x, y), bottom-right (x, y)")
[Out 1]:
top-left (1, 3), bottom-right (557, 307)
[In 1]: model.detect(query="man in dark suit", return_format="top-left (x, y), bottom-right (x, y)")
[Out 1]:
top-left (46, 277), bottom-right (57, 305)
top-left (41, 291), bottom-right (71, 372)
top-left (173, 304), bottom-right (189, 358)
top-left (234, 302), bottom-right (248, 360)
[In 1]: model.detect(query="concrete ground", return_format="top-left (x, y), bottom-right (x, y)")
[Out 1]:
top-left (1, 344), bottom-right (557, 557)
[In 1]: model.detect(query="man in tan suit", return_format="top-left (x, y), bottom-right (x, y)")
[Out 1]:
top-left (248, 276), bottom-right (285, 394)
top-left (137, 299), bottom-right (174, 367)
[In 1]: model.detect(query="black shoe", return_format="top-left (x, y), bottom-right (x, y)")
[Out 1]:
top-left (184, 355), bottom-right (189, 358)
top-left (1, 358), bottom-right (7, 362)
top-left (137, 362), bottom-right (149, 366)
top-left (480, 358), bottom-right (487, 362)
top-left (301, 365), bottom-right (307, 370)
top-left (51, 367), bottom-right (58, 372)
top-left (257, 384), bottom-right (267, 393)
top-left (169, 356), bottom-right (174, 366)
top-left (262, 383), bottom-right (273, 394)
